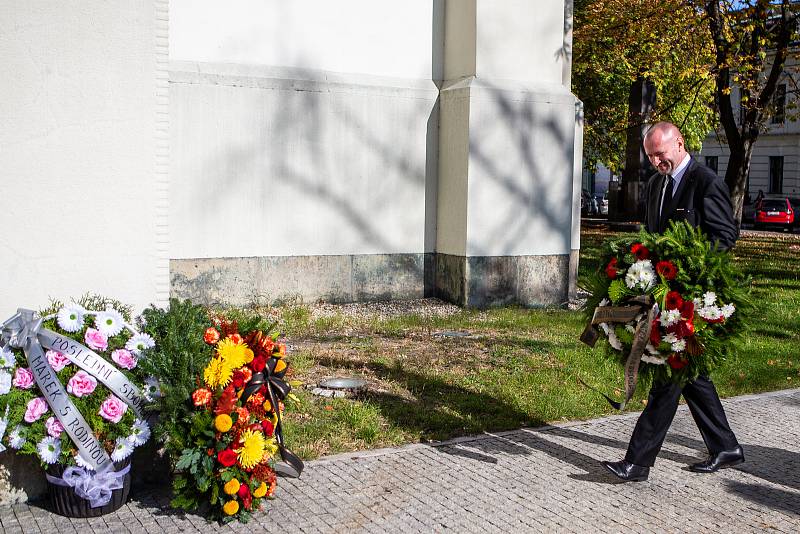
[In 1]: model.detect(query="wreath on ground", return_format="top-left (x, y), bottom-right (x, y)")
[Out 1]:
top-left (580, 221), bottom-right (751, 407)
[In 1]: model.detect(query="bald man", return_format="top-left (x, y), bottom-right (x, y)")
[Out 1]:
top-left (601, 122), bottom-right (743, 482)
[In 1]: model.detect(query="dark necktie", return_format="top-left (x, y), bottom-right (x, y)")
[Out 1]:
top-left (661, 175), bottom-right (674, 218)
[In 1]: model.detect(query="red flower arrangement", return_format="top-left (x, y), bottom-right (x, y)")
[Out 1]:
top-left (171, 321), bottom-right (303, 523)
top-left (582, 222), bottom-right (749, 386)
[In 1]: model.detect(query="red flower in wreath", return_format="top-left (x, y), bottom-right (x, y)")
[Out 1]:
top-left (667, 354), bottom-right (689, 370)
top-left (649, 319), bottom-right (661, 346)
top-left (217, 448), bottom-right (237, 467)
top-left (680, 300), bottom-right (694, 319)
top-left (656, 260), bottom-right (677, 280)
top-left (665, 291), bottom-right (684, 310)
top-left (605, 257), bottom-right (619, 279)
top-left (203, 327), bottom-right (220, 345)
top-left (631, 243), bottom-right (650, 260)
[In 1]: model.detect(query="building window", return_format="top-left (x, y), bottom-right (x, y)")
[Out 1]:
top-left (769, 156), bottom-right (783, 194)
top-left (772, 84), bottom-right (786, 124)
top-left (705, 156), bottom-right (718, 174)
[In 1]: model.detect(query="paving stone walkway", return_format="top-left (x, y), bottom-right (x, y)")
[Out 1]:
top-left (2, 388), bottom-right (800, 533)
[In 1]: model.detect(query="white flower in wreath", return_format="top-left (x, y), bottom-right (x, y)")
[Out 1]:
top-left (0, 346), bottom-right (14, 368)
top-left (599, 323), bottom-right (623, 351)
top-left (645, 343), bottom-right (661, 355)
top-left (671, 338), bottom-right (687, 353)
top-left (57, 303), bottom-right (86, 333)
top-left (721, 303), bottom-right (735, 319)
top-left (663, 333), bottom-right (679, 344)
top-left (111, 436), bottom-right (134, 462)
top-left (625, 260), bottom-right (656, 291)
top-left (698, 306), bottom-right (722, 321)
top-left (0, 370), bottom-right (11, 395)
top-left (94, 308), bottom-right (125, 337)
top-left (143, 376), bottom-right (161, 401)
top-left (641, 354), bottom-right (667, 365)
top-left (703, 291), bottom-right (717, 307)
top-left (37, 436), bottom-right (61, 464)
top-left (128, 418), bottom-right (151, 446)
top-left (125, 333), bottom-right (155, 356)
top-left (659, 309), bottom-right (682, 327)
top-left (74, 452), bottom-right (95, 471)
top-left (8, 426), bottom-right (25, 449)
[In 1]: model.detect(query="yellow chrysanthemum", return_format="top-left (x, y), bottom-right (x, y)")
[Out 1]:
top-left (237, 429), bottom-right (266, 469)
top-left (274, 359), bottom-right (287, 373)
top-left (217, 338), bottom-right (248, 369)
top-left (203, 357), bottom-right (234, 389)
top-left (215, 414), bottom-right (233, 433)
top-left (223, 478), bottom-right (240, 495)
top-left (243, 347), bottom-right (254, 364)
top-left (223, 500), bottom-right (239, 515)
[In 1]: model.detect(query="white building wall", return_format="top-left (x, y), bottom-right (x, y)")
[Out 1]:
top-left (0, 1), bottom-right (168, 318)
top-left (169, 0), bottom-right (439, 259)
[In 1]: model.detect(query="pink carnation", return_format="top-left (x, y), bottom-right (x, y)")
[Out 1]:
top-left (99, 395), bottom-right (127, 423)
top-left (67, 370), bottom-right (97, 397)
top-left (84, 328), bottom-right (108, 352)
top-left (111, 349), bottom-right (137, 370)
top-left (24, 397), bottom-right (48, 423)
top-left (46, 350), bottom-right (70, 372)
top-left (45, 416), bottom-right (64, 438)
top-left (13, 368), bottom-right (35, 389)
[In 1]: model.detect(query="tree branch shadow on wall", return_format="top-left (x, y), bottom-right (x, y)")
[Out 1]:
top-left (178, 1), bottom-right (580, 305)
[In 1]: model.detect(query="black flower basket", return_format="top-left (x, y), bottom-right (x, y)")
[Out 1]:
top-left (46, 458), bottom-right (132, 518)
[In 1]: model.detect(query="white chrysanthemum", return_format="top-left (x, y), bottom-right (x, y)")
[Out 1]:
top-left (144, 376), bottom-right (161, 401)
top-left (663, 333), bottom-right (679, 344)
top-left (645, 343), bottom-right (660, 355)
top-left (693, 297), bottom-right (702, 307)
top-left (94, 309), bottom-right (125, 337)
top-left (625, 324), bottom-right (636, 334)
top-left (0, 346), bottom-right (14, 368)
top-left (703, 291), bottom-right (717, 307)
top-left (0, 370), bottom-right (11, 395)
top-left (8, 426), bottom-right (25, 449)
top-left (111, 437), bottom-right (134, 462)
top-left (659, 309), bottom-right (682, 327)
top-left (73, 452), bottom-right (95, 471)
top-left (721, 303), bottom-right (735, 319)
top-left (698, 306), bottom-right (722, 321)
top-left (128, 419), bottom-right (151, 446)
top-left (671, 339), bottom-right (687, 352)
top-left (642, 354), bottom-right (667, 365)
top-left (37, 436), bottom-right (61, 464)
top-left (57, 303), bottom-right (86, 333)
top-left (625, 260), bottom-right (656, 291)
top-left (125, 333), bottom-right (156, 355)
top-left (599, 298), bottom-right (610, 307)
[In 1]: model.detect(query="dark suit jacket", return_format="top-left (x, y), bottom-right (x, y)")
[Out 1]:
top-left (643, 157), bottom-right (738, 250)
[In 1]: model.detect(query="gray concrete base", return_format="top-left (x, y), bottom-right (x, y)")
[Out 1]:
top-left (171, 254), bottom-right (427, 306)
top-left (172, 252), bottom-right (575, 308)
top-left (434, 253), bottom-right (572, 308)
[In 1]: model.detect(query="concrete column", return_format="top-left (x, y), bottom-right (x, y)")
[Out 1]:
top-left (435, 0), bottom-right (580, 307)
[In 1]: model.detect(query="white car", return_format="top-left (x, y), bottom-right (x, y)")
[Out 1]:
top-left (595, 193), bottom-right (609, 215)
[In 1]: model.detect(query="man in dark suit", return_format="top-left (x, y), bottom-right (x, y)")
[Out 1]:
top-left (601, 121), bottom-right (743, 482)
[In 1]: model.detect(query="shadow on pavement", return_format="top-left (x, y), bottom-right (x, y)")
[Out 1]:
top-left (667, 433), bottom-right (800, 515)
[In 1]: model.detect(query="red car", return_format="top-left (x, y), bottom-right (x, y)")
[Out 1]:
top-left (754, 197), bottom-right (795, 231)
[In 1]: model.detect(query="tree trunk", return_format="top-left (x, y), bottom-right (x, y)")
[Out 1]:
top-left (724, 138), bottom-right (754, 225)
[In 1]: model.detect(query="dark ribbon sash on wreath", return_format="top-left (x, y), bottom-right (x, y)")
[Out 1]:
top-left (579, 295), bottom-right (656, 410)
top-left (242, 356), bottom-right (304, 478)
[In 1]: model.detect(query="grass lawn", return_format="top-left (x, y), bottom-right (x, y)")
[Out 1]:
top-left (277, 225), bottom-right (800, 460)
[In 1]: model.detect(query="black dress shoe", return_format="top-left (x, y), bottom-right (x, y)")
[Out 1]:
top-left (690, 446), bottom-right (745, 473)
top-left (601, 459), bottom-right (650, 482)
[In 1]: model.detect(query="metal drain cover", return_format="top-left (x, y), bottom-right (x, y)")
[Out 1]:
top-left (319, 377), bottom-right (367, 390)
